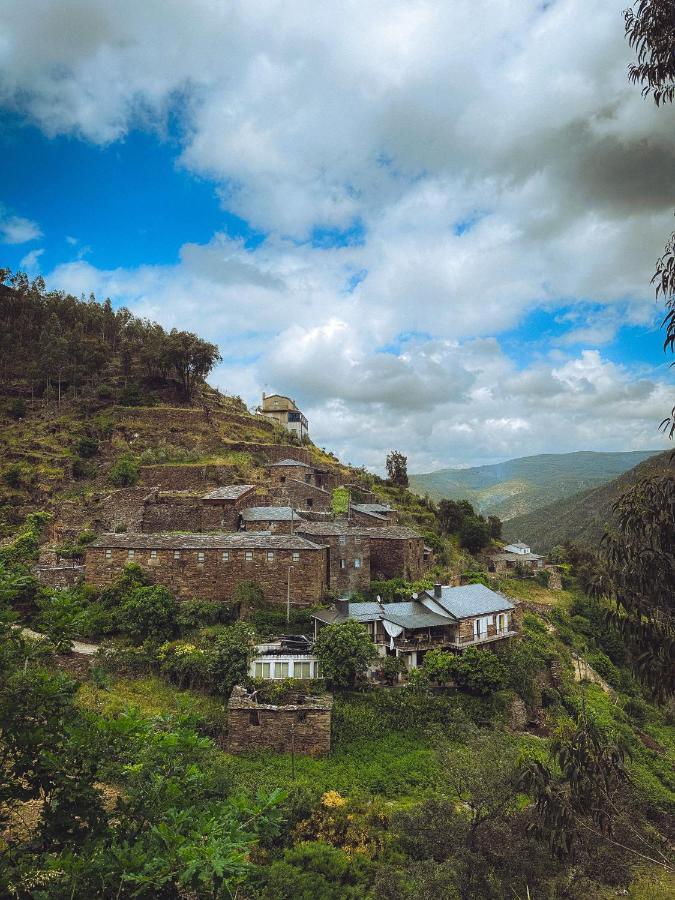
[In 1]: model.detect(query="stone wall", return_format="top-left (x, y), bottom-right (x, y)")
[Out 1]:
top-left (296, 528), bottom-right (371, 594)
top-left (35, 563), bottom-right (85, 588)
top-left (224, 685), bottom-right (332, 756)
top-left (84, 544), bottom-right (328, 606)
top-left (369, 535), bottom-right (426, 581)
top-left (270, 479), bottom-right (333, 512)
top-left (141, 493), bottom-right (205, 533)
top-left (139, 464), bottom-right (238, 491)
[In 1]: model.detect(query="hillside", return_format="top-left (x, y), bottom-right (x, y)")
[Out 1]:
top-left (503, 450), bottom-right (674, 551)
top-left (409, 449), bottom-right (663, 519)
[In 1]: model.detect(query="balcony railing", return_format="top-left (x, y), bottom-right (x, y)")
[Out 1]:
top-left (378, 629), bottom-right (517, 652)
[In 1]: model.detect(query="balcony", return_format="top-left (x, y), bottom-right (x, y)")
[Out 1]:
top-left (382, 629), bottom-right (517, 653)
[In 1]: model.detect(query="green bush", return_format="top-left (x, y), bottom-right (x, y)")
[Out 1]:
top-left (118, 383), bottom-right (142, 406)
top-left (2, 463), bottom-right (33, 490)
top-left (534, 569), bottom-right (551, 587)
top-left (112, 585), bottom-right (178, 643)
top-left (176, 599), bottom-right (234, 631)
top-left (459, 517), bottom-right (490, 554)
top-left (76, 436), bottom-right (99, 458)
top-left (587, 651), bottom-right (623, 690)
top-left (204, 621), bottom-right (256, 696)
top-left (6, 398), bottom-right (27, 419)
top-left (422, 649), bottom-right (456, 684)
top-left (314, 620), bottom-right (378, 688)
top-left (108, 454), bottom-right (139, 487)
top-left (451, 647), bottom-right (509, 695)
top-left (72, 458), bottom-right (94, 480)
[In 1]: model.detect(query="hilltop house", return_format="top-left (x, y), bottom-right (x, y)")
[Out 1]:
top-left (85, 532), bottom-right (329, 607)
top-left (489, 541), bottom-right (545, 573)
top-left (258, 393), bottom-right (308, 441)
top-left (312, 583), bottom-right (516, 672)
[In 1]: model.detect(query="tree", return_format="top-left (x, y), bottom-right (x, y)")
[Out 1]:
top-left (314, 620), bottom-right (378, 688)
top-left (601, 473), bottom-right (675, 698)
top-left (451, 646), bottom-right (508, 695)
top-left (437, 499), bottom-right (465, 533)
top-left (112, 585), bottom-right (178, 643)
top-left (205, 621), bottom-right (256, 696)
top-left (386, 451), bottom-right (409, 488)
top-left (486, 515), bottom-right (502, 540)
top-left (625, 1), bottom-right (675, 106)
top-left (459, 516), bottom-right (490, 554)
top-left (164, 329), bottom-right (222, 402)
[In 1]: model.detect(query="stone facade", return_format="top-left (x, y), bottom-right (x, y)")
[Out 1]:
top-left (295, 524), bottom-right (371, 594)
top-left (224, 685), bottom-right (332, 756)
top-left (35, 563), bottom-right (85, 588)
top-left (269, 479), bottom-right (333, 513)
top-left (368, 528), bottom-right (427, 581)
top-left (85, 533), bottom-right (329, 606)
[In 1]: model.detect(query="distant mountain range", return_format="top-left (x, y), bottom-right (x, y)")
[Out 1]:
top-left (503, 450), bottom-right (673, 551)
top-left (409, 450), bottom-right (664, 521)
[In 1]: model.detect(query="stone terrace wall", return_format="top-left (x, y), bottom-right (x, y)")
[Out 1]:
top-left (224, 686), bottom-right (332, 756)
top-left (85, 544), bottom-right (328, 606)
top-left (139, 465), bottom-right (238, 490)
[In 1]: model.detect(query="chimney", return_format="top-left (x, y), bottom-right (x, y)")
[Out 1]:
top-left (434, 582), bottom-right (442, 599)
top-left (335, 598), bottom-right (350, 618)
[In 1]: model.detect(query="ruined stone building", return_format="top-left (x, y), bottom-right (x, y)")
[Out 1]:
top-left (85, 532), bottom-right (329, 606)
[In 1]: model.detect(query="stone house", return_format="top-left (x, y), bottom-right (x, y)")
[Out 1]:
top-left (367, 526), bottom-right (428, 581)
top-left (258, 393), bottom-right (309, 441)
top-left (489, 541), bottom-right (545, 573)
top-left (266, 458), bottom-right (339, 492)
top-left (224, 685), bottom-right (332, 756)
top-left (294, 522), bottom-right (371, 594)
top-left (201, 485), bottom-right (257, 530)
top-left (350, 502), bottom-right (399, 526)
top-left (313, 583), bottom-right (516, 673)
top-left (85, 532), bottom-right (329, 607)
top-left (269, 478), bottom-right (333, 513)
top-left (240, 506), bottom-right (307, 533)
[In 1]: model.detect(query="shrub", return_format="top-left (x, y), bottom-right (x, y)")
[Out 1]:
top-left (76, 436), bottom-right (99, 458)
top-left (377, 655), bottom-right (407, 684)
top-left (112, 585), bottom-right (178, 643)
top-left (176, 599), bottom-right (233, 630)
top-left (96, 642), bottom-right (157, 676)
top-left (158, 640), bottom-right (208, 689)
top-left (422, 649), bottom-right (456, 684)
top-left (204, 621), bottom-right (256, 696)
top-left (118, 383), bottom-right (141, 406)
top-left (2, 463), bottom-right (33, 490)
top-left (451, 647), bottom-right (508, 695)
top-left (108, 454), bottom-right (139, 486)
top-left (534, 569), bottom-right (551, 587)
top-left (314, 620), bottom-right (378, 688)
top-left (231, 580), bottom-right (265, 614)
top-left (587, 651), bottom-right (623, 689)
top-left (459, 517), bottom-right (490, 554)
top-left (332, 486), bottom-right (350, 516)
top-left (6, 398), bottom-right (27, 419)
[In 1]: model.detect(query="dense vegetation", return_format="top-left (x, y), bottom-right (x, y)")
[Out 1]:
top-left (0, 270), bottom-right (221, 403)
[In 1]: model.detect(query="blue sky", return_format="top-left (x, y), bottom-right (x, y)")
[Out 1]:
top-left (1, 0), bottom-right (673, 471)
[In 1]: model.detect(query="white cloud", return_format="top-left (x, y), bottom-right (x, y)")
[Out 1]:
top-left (19, 247), bottom-right (45, 272)
top-left (4, 0), bottom-right (675, 469)
top-left (0, 205), bottom-right (42, 244)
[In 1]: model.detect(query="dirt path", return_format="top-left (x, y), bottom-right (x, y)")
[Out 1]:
top-left (18, 626), bottom-right (99, 657)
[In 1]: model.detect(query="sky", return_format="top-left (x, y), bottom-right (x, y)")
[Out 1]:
top-left (1, 0), bottom-right (674, 474)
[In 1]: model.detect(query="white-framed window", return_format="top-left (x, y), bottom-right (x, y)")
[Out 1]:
top-left (497, 613), bottom-right (507, 632)
top-left (473, 616), bottom-right (492, 639)
top-left (267, 551), bottom-right (275, 562)
top-left (174, 550), bottom-right (181, 560)
top-left (314, 661), bottom-right (322, 678)
top-left (127, 549), bottom-right (135, 560)
top-left (254, 661), bottom-right (271, 679)
top-left (197, 551), bottom-right (205, 563)
top-left (354, 558), bottom-right (361, 569)
top-left (275, 661), bottom-right (289, 679)
top-left (150, 549), bottom-right (157, 560)
top-left (340, 558), bottom-right (346, 570)
top-left (294, 661), bottom-right (311, 679)
top-left (221, 550), bottom-right (229, 562)
top-left (292, 551), bottom-right (300, 562)
top-left (105, 549), bottom-right (112, 560)
top-left (245, 550), bottom-right (253, 561)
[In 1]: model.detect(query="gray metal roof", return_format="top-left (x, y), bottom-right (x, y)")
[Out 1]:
top-left (423, 583), bottom-right (514, 619)
top-left (201, 485), bottom-right (255, 501)
top-left (241, 506), bottom-right (303, 522)
top-left (90, 532), bottom-right (326, 551)
top-left (267, 458), bottom-right (311, 468)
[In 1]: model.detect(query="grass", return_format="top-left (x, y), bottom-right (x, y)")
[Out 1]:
top-left (499, 576), bottom-right (575, 607)
top-left (76, 675), bottom-right (227, 726)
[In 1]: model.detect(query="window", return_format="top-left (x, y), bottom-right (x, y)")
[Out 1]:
top-left (354, 558), bottom-right (361, 569)
top-left (297, 710), bottom-right (307, 722)
top-left (254, 661), bottom-right (271, 679)
top-left (275, 661), bottom-right (289, 679)
top-left (127, 549), bottom-right (135, 560)
top-left (245, 550), bottom-right (253, 561)
top-left (267, 551), bottom-right (275, 562)
top-left (497, 613), bottom-right (507, 632)
top-left (340, 559), bottom-right (346, 570)
top-left (249, 709), bottom-right (260, 725)
top-left (280, 476), bottom-right (286, 484)
top-left (294, 661), bottom-right (311, 679)
top-left (314, 661), bottom-right (322, 678)
top-left (150, 549), bottom-right (157, 560)
top-left (292, 551), bottom-right (300, 562)
top-left (174, 550), bottom-right (181, 560)
top-left (105, 549), bottom-right (112, 560)
top-left (197, 551), bottom-right (205, 563)
top-left (306, 498), bottom-right (313, 509)
top-left (221, 550), bottom-right (229, 562)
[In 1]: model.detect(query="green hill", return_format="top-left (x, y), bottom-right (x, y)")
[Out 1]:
top-left (409, 450), bottom-right (664, 520)
top-left (503, 450), bottom-right (674, 551)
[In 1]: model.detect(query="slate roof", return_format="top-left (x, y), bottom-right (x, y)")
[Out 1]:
top-left (422, 583), bottom-right (514, 619)
top-left (312, 600), bottom-right (449, 629)
top-left (267, 458), bottom-right (312, 468)
top-left (493, 551), bottom-right (543, 561)
top-left (201, 485), bottom-right (255, 501)
top-left (241, 506), bottom-right (303, 522)
top-left (90, 532), bottom-right (326, 551)
top-left (352, 503), bottom-right (393, 515)
top-left (297, 522), bottom-right (420, 540)
top-left (504, 542), bottom-right (531, 552)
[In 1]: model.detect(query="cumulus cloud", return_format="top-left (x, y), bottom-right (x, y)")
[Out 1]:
top-left (0, 205), bottom-right (42, 244)
top-left (4, 0), bottom-right (675, 468)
